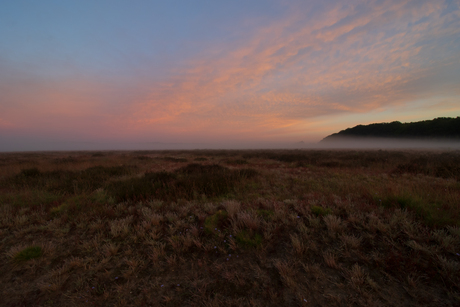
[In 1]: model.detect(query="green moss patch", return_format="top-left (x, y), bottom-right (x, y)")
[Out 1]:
top-left (235, 229), bottom-right (262, 248)
top-left (204, 210), bottom-right (228, 234)
top-left (311, 206), bottom-right (331, 216)
top-left (256, 209), bottom-right (274, 221)
top-left (14, 246), bottom-right (42, 262)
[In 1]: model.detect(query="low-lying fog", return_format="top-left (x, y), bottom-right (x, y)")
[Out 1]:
top-left (311, 137), bottom-right (460, 150)
top-left (1, 136), bottom-right (460, 152)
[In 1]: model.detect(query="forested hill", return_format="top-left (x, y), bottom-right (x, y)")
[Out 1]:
top-left (321, 117), bottom-right (460, 142)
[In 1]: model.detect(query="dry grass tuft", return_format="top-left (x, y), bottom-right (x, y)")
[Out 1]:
top-left (347, 263), bottom-right (367, 287)
top-left (341, 233), bottom-right (362, 249)
top-left (103, 243), bottom-right (119, 257)
top-left (290, 233), bottom-right (306, 256)
top-left (110, 216), bottom-right (132, 238)
top-left (274, 259), bottom-right (297, 289)
top-left (237, 211), bottom-right (260, 230)
top-left (324, 214), bottom-right (344, 237)
top-left (323, 251), bottom-right (339, 269)
top-left (222, 200), bottom-right (241, 218)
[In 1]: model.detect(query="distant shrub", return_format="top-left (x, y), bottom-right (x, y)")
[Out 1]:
top-left (14, 246), bottom-right (42, 261)
top-left (53, 156), bottom-right (78, 164)
top-left (194, 157), bottom-right (207, 161)
top-left (256, 209), bottom-right (274, 221)
top-left (20, 168), bottom-right (41, 177)
top-left (107, 163), bottom-right (257, 202)
top-left (237, 168), bottom-right (258, 178)
top-left (225, 159), bottom-right (249, 165)
top-left (91, 189), bottom-right (115, 205)
top-left (378, 195), bottom-right (414, 209)
top-left (50, 203), bottom-right (68, 215)
top-left (0, 190), bottom-right (61, 208)
top-left (162, 157), bottom-right (188, 162)
top-left (133, 156), bottom-right (152, 160)
top-left (5, 165), bottom-right (137, 195)
top-left (390, 154), bottom-right (460, 180)
top-left (377, 194), bottom-right (458, 227)
top-left (174, 164), bottom-right (257, 200)
top-left (319, 160), bottom-right (344, 168)
top-left (107, 171), bottom-right (177, 202)
top-left (311, 206), bottom-right (331, 216)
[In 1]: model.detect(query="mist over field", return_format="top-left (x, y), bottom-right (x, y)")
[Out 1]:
top-left (315, 137), bottom-right (460, 150)
top-left (2, 136), bottom-right (460, 152)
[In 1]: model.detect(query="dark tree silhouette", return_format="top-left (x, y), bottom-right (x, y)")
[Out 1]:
top-left (321, 117), bottom-right (460, 141)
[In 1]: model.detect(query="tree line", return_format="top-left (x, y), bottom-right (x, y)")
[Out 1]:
top-left (321, 117), bottom-right (460, 141)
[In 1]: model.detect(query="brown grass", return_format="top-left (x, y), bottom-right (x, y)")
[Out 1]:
top-left (0, 149), bottom-right (459, 306)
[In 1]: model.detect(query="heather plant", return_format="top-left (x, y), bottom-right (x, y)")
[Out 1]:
top-left (311, 205), bottom-right (331, 216)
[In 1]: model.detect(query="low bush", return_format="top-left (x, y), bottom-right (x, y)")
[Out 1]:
top-left (162, 157), bottom-right (188, 162)
top-left (224, 159), bottom-right (249, 165)
top-left (4, 165), bottom-right (137, 195)
top-left (107, 163), bottom-right (258, 202)
top-left (107, 171), bottom-right (176, 202)
top-left (0, 190), bottom-right (61, 208)
top-left (20, 168), bottom-right (41, 177)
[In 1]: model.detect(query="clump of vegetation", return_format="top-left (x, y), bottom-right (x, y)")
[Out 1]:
top-left (5, 165), bottom-right (137, 194)
top-left (0, 189), bottom-right (61, 208)
top-left (224, 158), bottom-right (249, 165)
top-left (204, 210), bottom-right (228, 234)
top-left (107, 164), bottom-right (257, 202)
top-left (133, 155), bottom-right (152, 160)
top-left (13, 246), bottom-right (42, 262)
top-left (256, 209), bottom-right (274, 221)
top-left (20, 168), bottom-right (41, 177)
top-left (107, 171), bottom-right (177, 202)
top-left (50, 191), bottom-right (114, 216)
top-left (311, 205), bottom-right (331, 216)
top-left (235, 229), bottom-right (262, 248)
top-left (377, 194), bottom-right (415, 209)
top-left (162, 156), bottom-right (188, 162)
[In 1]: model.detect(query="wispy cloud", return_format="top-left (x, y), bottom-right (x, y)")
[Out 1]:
top-left (121, 0), bottom-right (460, 137)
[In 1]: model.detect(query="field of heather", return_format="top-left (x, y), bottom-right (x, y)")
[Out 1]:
top-left (0, 149), bottom-right (459, 306)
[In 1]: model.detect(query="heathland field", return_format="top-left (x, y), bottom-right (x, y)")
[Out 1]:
top-left (0, 150), bottom-right (459, 306)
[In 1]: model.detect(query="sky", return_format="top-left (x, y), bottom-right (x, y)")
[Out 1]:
top-left (1, 0), bottom-right (460, 151)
